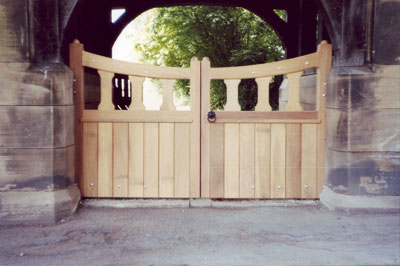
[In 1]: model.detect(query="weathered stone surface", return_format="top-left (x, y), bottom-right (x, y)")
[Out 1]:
top-left (326, 149), bottom-right (400, 196)
top-left (326, 108), bottom-right (400, 152)
top-left (0, 145), bottom-right (74, 191)
top-left (327, 65), bottom-right (400, 110)
top-left (0, 184), bottom-right (80, 225)
top-left (0, 105), bottom-right (74, 149)
top-left (0, 63), bottom-right (74, 106)
top-left (0, 0), bottom-right (29, 61)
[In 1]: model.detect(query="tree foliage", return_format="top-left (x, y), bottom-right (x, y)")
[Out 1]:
top-left (135, 6), bottom-right (285, 110)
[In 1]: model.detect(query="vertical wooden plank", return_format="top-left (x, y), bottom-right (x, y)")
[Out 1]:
top-left (144, 123), bottom-right (159, 197)
top-left (98, 123), bottom-right (113, 197)
top-left (160, 79), bottom-right (176, 111)
top-left (69, 40), bottom-right (84, 190)
top-left (224, 123), bottom-right (240, 198)
top-left (301, 124), bottom-right (318, 198)
top-left (240, 124), bottom-right (255, 198)
top-left (271, 124), bottom-right (286, 198)
top-left (113, 123), bottom-right (128, 197)
top-left (82, 123), bottom-right (98, 197)
top-left (255, 77), bottom-right (272, 111)
top-left (255, 124), bottom-right (271, 198)
top-left (129, 76), bottom-right (145, 110)
top-left (200, 57), bottom-right (211, 198)
top-left (286, 124), bottom-right (301, 198)
top-left (159, 123), bottom-right (174, 197)
top-left (209, 123), bottom-right (224, 198)
top-left (224, 79), bottom-right (241, 111)
top-left (175, 123), bottom-right (190, 198)
top-left (286, 71), bottom-right (304, 111)
top-left (317, 123), bottom-right (325, 196)
top-left (128, 123), bottom-right (144, 197)
top-left (97, 70), bottom-right (115, 111)
top-left (190, 57), bottom-right (201, 198)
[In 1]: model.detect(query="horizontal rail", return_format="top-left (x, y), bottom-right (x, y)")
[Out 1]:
top-left (208, 52), bottom-right (319, 79)
top-left (213, 111), bottom-right (320, 124)
top-left (82, 51), bottom-right (192, 79)
top-left (82, 110), bottom-right (193, 123)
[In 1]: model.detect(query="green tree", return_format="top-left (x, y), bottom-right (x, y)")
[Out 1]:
top-left (136, 6), bottom-right (285, 110)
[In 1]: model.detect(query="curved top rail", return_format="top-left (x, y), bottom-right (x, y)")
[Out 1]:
top-left (82, 51), bottom-right (193, 79)
top-left (207, 52), bottom-right (320, 80)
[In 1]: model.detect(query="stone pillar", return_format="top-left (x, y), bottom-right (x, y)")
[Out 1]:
top-left (0, 0), bottom-right (80, 225)
top-left (320, 0), bottom-right (400, 212)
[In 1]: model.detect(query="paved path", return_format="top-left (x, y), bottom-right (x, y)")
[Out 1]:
top-left (1, 204), bottom-right (399, 265)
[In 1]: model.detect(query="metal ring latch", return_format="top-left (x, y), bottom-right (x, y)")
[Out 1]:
top-left (207, 111), bottom-right (216, 123)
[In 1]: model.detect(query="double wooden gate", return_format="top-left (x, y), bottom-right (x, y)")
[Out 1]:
top-left (70, 40), bottom-right (331, 199)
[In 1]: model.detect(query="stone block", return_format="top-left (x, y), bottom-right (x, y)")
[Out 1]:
top-left (0, 105), bottom-right (74, 149)
top-left (0, 145), bottom-right (75, 191)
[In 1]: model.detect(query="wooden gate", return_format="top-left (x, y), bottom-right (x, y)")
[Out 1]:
top-left (70, 40), bottom-right (331, 199)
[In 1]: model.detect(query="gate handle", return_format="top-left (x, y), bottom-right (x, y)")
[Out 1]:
top-left (207, 111), bottom-right (216, 123)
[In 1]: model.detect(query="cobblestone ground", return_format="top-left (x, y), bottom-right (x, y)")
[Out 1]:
top-left (0, 204), bottom-right (399, 266)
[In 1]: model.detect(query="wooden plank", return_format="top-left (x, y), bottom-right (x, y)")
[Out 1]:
top-left (224, 79), bottom-right (241, 111)
top-left (286, 124), bottom-right (301, 198)
top-left (255, 77), bottom-right (272, 111)
top-left (113, 123), bottom-right (129, 197)
top-left (224, 123), bottom-right (240, 198)
top-left (208, 52), bottom-right (319, 79)
top-left (175, 123), bottom-right (190, 198)
top-left (209, 123), bottom-right (224, 198)
top-left (200, 57), bottom-right (211, 198)
top-left (97, 123), bottom-right (113, 197)
top-left (271, 124), bottom-right (286, 198)
top-left (213, 111), bottom-right (319, 124)
top-left (144, 123), bottom-right (159, 197)
top-left (160, 79), bottom-right (176, 111)
top-left (159, 123), bottom-right (174, 197)
top-left (82, 123), bottom-right (98, 197)
top-left (82, 110), bottom-right (192, 123)
top-left (97, 70), bottom-right (115, 111)
top-left (255, 124), bottom-right (271, 198)
top-left (190, 57), bottom-right (201, 198)
top-left (69, 40), bottom-right (84, 190)
top-left (317, 123), bottom-right (325, 196)
top-left (128, 123), bottom-right (144, 197)
top-left (83, 51), bottom-right (192, 79)
top-left (128, 76), bottom-right (145, 111)
top-left (286, 71), bottom-right (304, 111)
top-left (240, 124), bottom-right (255, 198)
top-left (301, 124), bottom-right (318, 198)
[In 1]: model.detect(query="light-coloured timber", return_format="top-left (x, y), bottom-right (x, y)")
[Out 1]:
top-left (159, 123), bottom-right (174, 197)
top-left (209, 124), bottom-right (224, 198)
top-left (271, 124), bottom-right (286, 198)
top-left (82, 110), bottom-right (192, 123)
top-left (214, 111), bottom-right (319, 124)
top-left (97, 123), bottom-right (113, 197)
top-left (97, 70), bottom-right (115, 111)
top-left (286, 124), bottom-right (301, 198)
top-left (128, 76), bottom-right (145, 111)
top-left (301, 124), bottom-right (318, 198)
top-left (113, 123), bottom-right (129, 197)
top-left (82, 123), bottom-right (98, 197)
top-left (224, 79), bottom-right (241, 111)
top-left (239, 124), bottom-right (255, 198)
top-left (83, 51), bottom-right (192, 79)
top-left (160, 79), bottom-right (176, 111)
top-left (128, 123), bottom-right (144, 197)
top-left (174, 123), bottom-right (190, 198)
top-left (255, 77), bottom-right (273, 111)
top-left (144, 123), bottom-right (159, 198)
top-left (255, 124), bottom-right (271, 198)
top-left (224, 124), bottom-right (240, 198)
top-left (286, 71), bottom-right (304, 111)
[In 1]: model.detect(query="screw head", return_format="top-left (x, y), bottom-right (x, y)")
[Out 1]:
top-left (304, 185), bottom-right (309, 189)
top-left (305, 61), bottom-right (310, 65)
top-left (277, 185), bottom-right (282, 189)
top-left (277, 66), bottom-right (282, 70)
top-left (322, 93), bottom-right (327, 97)
top-left (90, 183), bottom-right (94, 187)
top-left (251, 185), bottom-right (255, 189)
top-left (144, 185), bottom-right (147, 189)
top-left (117, 185), bottom-right (121, 188)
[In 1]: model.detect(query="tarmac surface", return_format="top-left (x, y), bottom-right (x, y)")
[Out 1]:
top-left (0, 201), bottom-right (399, 266)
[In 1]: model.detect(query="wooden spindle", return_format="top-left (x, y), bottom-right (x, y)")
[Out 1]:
top-left (255, 77), bottom-right (272, 111)
top-left (285, 71), bottom-right (304, 111)
top-left (98, 70), bottom-right (115, 110)
top-left (128, 76), bottom-right (145, 110)
top-left (224, 79), bottom-right (241, 111)
top-left (160, 79), bottom-right (176, 111)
